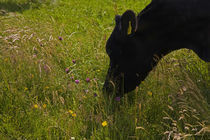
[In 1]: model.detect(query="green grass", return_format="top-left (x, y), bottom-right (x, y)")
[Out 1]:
top-left (0, 0), bottom-right (209, 139)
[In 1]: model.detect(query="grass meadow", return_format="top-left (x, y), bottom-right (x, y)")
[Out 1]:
top-left (0, 0), bottom-right (209, 139)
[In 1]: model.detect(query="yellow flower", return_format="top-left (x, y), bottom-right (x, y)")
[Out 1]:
top-left (68, 110), bottom-right (73, 114)
top-left (34, 104), bottom-right (38, 109)
top-left (102, 121), bottom-right (108, 127)
top-left (24, 87), bottom-right (28, 91)
top-left (147, 91), bottom-right (152, 96)
top-left (72, 113), bottom-right (76, 117)
top-left (45, 86), bottom-right (49, 89)
top-left (43, 104), bottom-right (46, 108)
top-left (68, 110), bottom-right (76, 117)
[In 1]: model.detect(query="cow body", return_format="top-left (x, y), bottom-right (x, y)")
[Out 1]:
top-left (103, 0), bottom-right (210, 96)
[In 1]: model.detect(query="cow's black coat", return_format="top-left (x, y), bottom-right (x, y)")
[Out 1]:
top-left (103, 0), bottom-right (210, 96)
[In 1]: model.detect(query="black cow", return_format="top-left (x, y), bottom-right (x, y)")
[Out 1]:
top-left (103, 0), bottom-right (210, 97)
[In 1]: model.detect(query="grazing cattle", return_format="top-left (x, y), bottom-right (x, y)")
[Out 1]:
top-left (103, 0), bottom-right (210, 97)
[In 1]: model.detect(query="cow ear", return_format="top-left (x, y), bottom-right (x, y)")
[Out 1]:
top-left (121, 10), bottom-right (137, 36)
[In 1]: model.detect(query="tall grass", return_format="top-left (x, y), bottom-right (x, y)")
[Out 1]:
top-left (0, 0), bottom-right (209, 139)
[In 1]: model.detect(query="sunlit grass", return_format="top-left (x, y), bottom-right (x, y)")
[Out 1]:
top-left (0, 0), bottom-right (209, 139)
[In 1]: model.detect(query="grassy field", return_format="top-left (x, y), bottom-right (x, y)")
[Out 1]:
top-left (0, 0), bottom-right (209, 139)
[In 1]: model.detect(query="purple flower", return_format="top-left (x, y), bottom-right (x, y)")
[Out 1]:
top-left (72, 60), bottom-right (76, 64)
top-left (86, 78), bottom-right (90, 83)
top-left (32, 54), bottom-right (37, 58)
top-left (75, 80), bottom-right (79, 84)
top-left (43, 64), bottom-right (50, 73)
top-left (65, 68), bottom-right (70, 73)
top-left (58, 36), bottom-right (63, 41)
top-left (94, 93), bottom-right (98, 97)
top-left (115, 97), bottom-right (120, 101)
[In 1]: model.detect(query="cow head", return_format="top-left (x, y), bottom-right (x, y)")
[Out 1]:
top-left (103, 10), bottom-right (143, 97)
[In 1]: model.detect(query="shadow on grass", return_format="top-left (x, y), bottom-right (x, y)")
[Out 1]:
top-left (0, 1), bottom-right (40, 13)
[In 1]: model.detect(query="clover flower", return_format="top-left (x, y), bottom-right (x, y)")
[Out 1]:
top-left (32, 54), bottom-right (37, 58)
top-left (58, 36), bottom-right (63, 40)
top-left (86, 78), bottom-right (90, 83)
top-left (65, 68), bottom-right (70, 73)
top-left (72, 59), bottom-right (76, 64)
top-left (115, 97), bottom-right (120, 101)
top-left (43, 64), bottom-right (51, 73)
top-left (75, 80), bottom-right (79, 84)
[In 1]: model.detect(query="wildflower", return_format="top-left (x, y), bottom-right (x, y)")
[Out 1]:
top-left (147, 91), bottom-right (152, 96)
top-left (71, 137), bottom-right (75, 140)
top-left (72, 59), bottom-right (76, 64)
top-left (94, 93), bottom-right (98, 97)
top-left (65, 68), bottom-right (70, 73)
top-left (115, 97), bottom-right (120, 101)
top-left (43, 104), bottom-right (46, 108)
top-left (72, 113), bottom-right (76, 117)
top-left (45, 86), bottom-right (49, 89)
top-left (24, 87), bottom-right (28, 91)
top-left (97, 69), bottom-right (100, 72)
top-left (32, 54), bottom-right (37, 58)
top-left (75, 80), bottom-right (79, 84)
top-left (102, 121), bottom-right (108, 127)
top-left (182, 86), bottom-right (187, 92)
top-left (68, 110), bottom-right (73, 114)
top-left (31, 74), bottom-right (34, 78)
top-left (58, 36), bottom-right (63, 41)
top-left (84, 89), bottom-right (89, 93)
top-left (86, 78), bottom-right (90, 83)
top-left (71, 74), bottom-right (74, 80)
top-left (43, 64), bottom-right (51, 73)
top-left (34, 104), bottom-right (38, 109)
